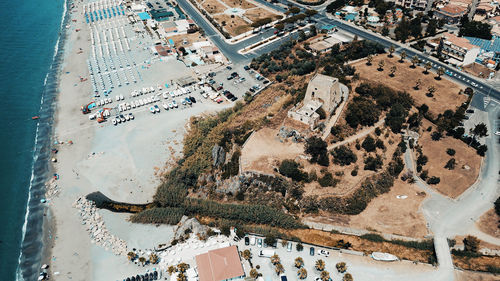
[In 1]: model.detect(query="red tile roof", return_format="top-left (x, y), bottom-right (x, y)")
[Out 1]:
top-left (195, 246), bottom-right (244, 281)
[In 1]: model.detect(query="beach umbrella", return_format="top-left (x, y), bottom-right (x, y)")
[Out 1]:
top-left (131, 277), bottom-right (136, 281)
top-left (126, 278), bottom-right (131, 281)
top-left (136, 275), bottom-right (140, 280)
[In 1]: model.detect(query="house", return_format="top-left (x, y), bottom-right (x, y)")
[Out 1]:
top-left (434, 4), bottom-right (467, 24)
top-left (465, 36), bottom-right (500, 66)
top-left (439, 33), bottom-right (480, 66)
top-left (195, 245), bottom-right (245, 281)
top-left (288, 74), bottom-right (344, 129)
top-left (395, 0), bottom-right (428, 10)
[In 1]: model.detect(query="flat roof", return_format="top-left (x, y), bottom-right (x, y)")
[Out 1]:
top-left (195, 245), bottom-right (244, 281)
top-left (138, 12), bottom-right (151, 20)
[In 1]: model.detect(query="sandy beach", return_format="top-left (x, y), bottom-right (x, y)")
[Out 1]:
top-left (44, 2), bottom-right (230, 280)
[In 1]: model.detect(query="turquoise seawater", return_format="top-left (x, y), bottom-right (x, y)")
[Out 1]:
top-left (0, 0), bottom-right (64, 279)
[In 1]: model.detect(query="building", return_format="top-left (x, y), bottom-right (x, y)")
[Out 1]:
top-left (434, 4), bottom-right (467, 24)
top-left (439, 33), bottom-right (480, 66)
top-left (288, 74), bottom-right (343, 129)
top-left (195, 245), bottom-right (245, 281)
top-left (465, 36), bottom-right (500, 66)
top-left (395, 0), bottom-right (428, 10)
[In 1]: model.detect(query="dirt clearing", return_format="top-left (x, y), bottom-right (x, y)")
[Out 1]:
top-left (417, 119), bottom-right (481, 198)
top-left (351, 55), bottom-right (468, 117)
top-left (477, 209), bottom-right (500, 238)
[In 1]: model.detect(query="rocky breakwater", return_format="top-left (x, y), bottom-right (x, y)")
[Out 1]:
top-left (73, 196), bottom-right (128, 256)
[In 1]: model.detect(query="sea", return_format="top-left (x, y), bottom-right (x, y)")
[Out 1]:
top-left (0, 0), bottom-right (67, 279)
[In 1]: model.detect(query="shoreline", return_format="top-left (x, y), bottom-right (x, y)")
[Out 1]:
top-left (16, 0), bottom-right (73, 279)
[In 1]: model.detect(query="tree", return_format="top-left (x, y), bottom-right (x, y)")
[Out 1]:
top-left (459, 21), bottom-right (492, 40)
top-left (446, 148), bottom-right (456, 156)
top-left (463, 235), bottom-right (480, 253)
top-left (436, 67), bottom-right (445, 79)
top-left (127, 251), bottom-right (136, 261)
top-left (394, 17), bottom-right (410, 42)
top-left (320, 270), bottom-right (330, 281)
top-left (472, 123), bottom-right (488, 138)
top-left (305, 137), bottom-right (329, 166)
top-left (275, 263), bottom-right (285, 275)
top-left (409, 17), bottom-right (423, 38)
top-left (168, 265), bottom-right (177, 275)
top-left (414, 79), bottom-right (422, 90)
top-left (377, 60), bottom-right (385, 71)
top-left (331, 145), bottom-right (357, 166)
top-left (296, 243), bottom-right (304, 251)
top-left (389, 66), bottom-right (397, 77)
top-left (366, 54), bottom-right (374, 65)
top-left (495, 197), bottom-right (500, 216)
top-left (270, 253), bottom-right (281, 264)
top-left (388, 45), bottom-right (395, 57)
top-left (149, 253), bottom-right (159, 264)
top-left (250, 268), bottom-right (259, 279)
top-left (177, 262), bottom-right (189, 273)
top-left (295, 257), bottom-right (304, 268)
top-left (298, 268), bottom-right (307, 279)
top-left (343, 273), bottom-right (354, 281)
top-left (279, 159), bottom-right (307, 181)
top-left (242, 249), bottom-right (252, 261)
top-left (138, 256), bottom-right (147, 266)
top-left (288, 6), bottom-right (301, 15)
top-left (381, 26), bottom-right (389, 36)
top-left (411, 55), bottom-right (420, 68)
top-left (177, 273), bottom-right (187, 281)
top-left (265, 235), bottom-right (277, 247)
top-left (426, 19), bottom-right (438, 36)
top-left (427, 86), bottom-right (436, 97)
top-left (399, 50), bottom-right (407, 62)
top-left (336, 262), bottom-right (347, 273)
top-left (477, 144), bottom-right (488, 156)
top-left (315, 259), bottom-right (326, 271)
top-left (362, 135), bottom-right (376, 152)
top-left (305, 9), bottom-right (318, 18)
top-left (424, 62), bottom-right (432, 74)
top-left (444, 158), bottom-right (456, 170)
top-left (275, 23), bottom-right (285, 31)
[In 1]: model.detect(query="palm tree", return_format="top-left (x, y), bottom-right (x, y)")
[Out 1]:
top-left (177, 262), bottom-right (189, 273)
top-left (399, 50), bottom-right (407, 63)
top-left (388, 45), bottom-right (395, 57)
top-left (250, 268), bottom-right (259, 279)
top-left (343, 273), bottom-right (354, 281)
top-left (275, 263), bottom-right (285, 275)
top-left (414, 79), bottom-right (422, 90)
top-left (281, 240), bottom-right (288, 247)
top-left (389, 66), bottom-right (397, 77)
top-left (366, 54), bottom-right (373, 66)
top-left (320, 270), bottom-right (330, 281)
top-left (336, 262), bottom-right (347, 273)
top-left (127, 251), bottom-right (136, 261)
top-left (377, 60), bottom-right (385, 71)
top-left (167, 265), bottom-right (177, 275)
top-left (149, 253), bottom-right (159, 264)
top-left (242, 249), bottom-right (252, 261)
top-left (436, 67), bottom-right (445, 79)
top-left (411, 55), bottom-right (420, 68)
top-left (294, 257), bottom-right (304, 268)
top-left (270, 254), bottom-right (280, 265)
top-left (138, 256), bottom-right (146, 266)
top-left (424, 62), bottom-right (432, 74)
top-left (297, 268), bottom-right (307, 279)
top-left (315, 259), bottom-right (325, 271)
top-left (177, 272), bottom-right (187, 281)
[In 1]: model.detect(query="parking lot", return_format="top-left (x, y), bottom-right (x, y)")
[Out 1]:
top-left (205, 64), bottom-right (270, 101)
top-left (237, 235), bottom-right (435, 281)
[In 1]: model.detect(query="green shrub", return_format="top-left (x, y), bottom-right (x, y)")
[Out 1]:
top-left (331, 145), bottom-right (357, 166)
top-left (130, 207), bottom-right (184, 224)
top-left (279, 159), bottom-right (308, 181)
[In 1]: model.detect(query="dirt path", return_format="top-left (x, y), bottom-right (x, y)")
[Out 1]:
top-left (327, 119), bottom-right (384, 150)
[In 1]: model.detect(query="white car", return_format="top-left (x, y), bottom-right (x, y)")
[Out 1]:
top-left (127, 103), bottom-right (131, 110)
top-left (149, 106), bottom-right (155, 113)
top-left (116, 117), bottom-right (121, 123)
top-left (125, 114), bottom-right (130, 121)
top-left (495, 131), bottom-right (500, 136)
top-left (170, 91), bottom-right (175, 98)
top-left (168, 103), bottom-right (174, 109)
top-left (115, 95), bottom-right (120, 101)
top-left (158, 85), bottom-right (162, 91)
top-left (149, 86), bottom-right (155, 92)
top-left (139, 99), bottom-right (144, 106)
top-left (128, 113), bottom-right (134, 120)
top-left (162, 103), bottom-right (170, 110)
top-left (119, 94), bottom-right (124, 100)
top-left (318, 249), bottom-right (330, 257)
top-left (172, 100), bottom-right (178, 108)
top-left (131, 102), bottom-right (136, 109)
top-left (131, 91), bottom-right (137, 97)
top-left (162, 92), bottom-right (169, 99)
top-left (112, 118), bottom-right (117, 125)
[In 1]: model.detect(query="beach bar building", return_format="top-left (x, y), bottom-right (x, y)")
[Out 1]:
top-left (195, 245), bottom-right (245, 281)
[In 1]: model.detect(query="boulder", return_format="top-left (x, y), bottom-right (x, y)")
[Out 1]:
top-left (212, 145), bottom-right (226, 167)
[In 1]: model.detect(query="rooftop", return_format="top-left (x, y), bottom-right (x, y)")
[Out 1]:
top-left (195, 245), bottom-right (244, 281)
top-left (464, 36), bottom-right (500, 53)
top-left (438, 4), bottom-right (467, 16)
top-left (442, 33), bottom-right (478, 50)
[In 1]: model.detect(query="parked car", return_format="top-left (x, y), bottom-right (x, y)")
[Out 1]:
top-left (466, 109), bottom-right (474, 113)
top-left (250, 236), bottom-right (256, 245)
top-left (309, 247), bottom-right (315, 256)
top-left (128, 113), bottom-right (134, 120)
top-left (319, 249), bottom-right (330, 257)
top-left (226, 66), bottom-right (232, 70)
top-left (227, 76), bottom-right (233, 80)
top-left (119, 114), bottom-right (126, 122)
top-left (245, 237), bottom-right (250, 246)
top-left (257, 238), bottom-right (262, 248)
top-left (287, 242), bottom-right (293, 252)
top-left (149, 106), bottom-right (156, 113)
top-left (189, 96), bottom-right (196, 103)
top-left (154, 105), bottom-right (160, 113)
top-left (244, 65), bottom-right (250, 70)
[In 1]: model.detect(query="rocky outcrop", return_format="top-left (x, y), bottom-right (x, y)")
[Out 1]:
top-left (174, 216), bottom-right (208, 240)
top-left (212, 145), bottom-right (226, 167)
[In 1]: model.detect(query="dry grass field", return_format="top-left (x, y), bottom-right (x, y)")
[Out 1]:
top-left (351, 55), bottom-right (468, 117)
top-left (219, 0), bottom-right (257, 9)
top-left (213, 14), bottom-right (252, 36)
top-left (244, 8), bottom-right (280, 22)
top-left (200, 0), bottom-right (226, 14)
top-left (477, 209), bottom-right (500, 239)
top-left (418, 119), bottom-right (481, 198)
